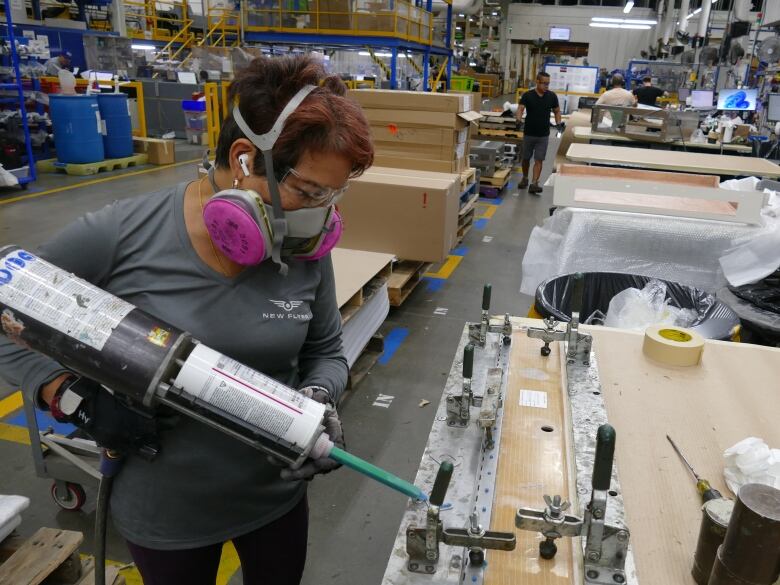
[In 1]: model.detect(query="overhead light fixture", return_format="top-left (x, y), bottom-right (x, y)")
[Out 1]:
top-left (623, 0), bottom-right (634, 13)
top-left (131, 44), bottom-right (157, 51)
top-left (591, 17), bottom-right (657, 25)
top-left (589, 22), bottom-right (651, 30)
top-left (357, 51), bottom-right (406, 58)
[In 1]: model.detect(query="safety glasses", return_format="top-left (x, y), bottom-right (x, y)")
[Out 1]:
top-left (280, 167), bottom-right (350, 207)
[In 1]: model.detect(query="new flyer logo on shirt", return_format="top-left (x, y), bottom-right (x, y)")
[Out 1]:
top-left (264, 300), bottom-right (312, 320)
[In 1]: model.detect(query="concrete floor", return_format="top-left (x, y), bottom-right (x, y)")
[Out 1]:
top-left (0, 114), bottom-right (558, 584)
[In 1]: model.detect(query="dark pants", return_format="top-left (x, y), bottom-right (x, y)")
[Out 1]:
top-left (126, 496), bottom-right (309, 585)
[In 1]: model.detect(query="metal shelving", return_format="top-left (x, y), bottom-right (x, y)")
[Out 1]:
top-left (1, 0), bottom-right (37, 188)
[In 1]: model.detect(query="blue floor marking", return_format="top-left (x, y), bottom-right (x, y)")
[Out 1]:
top-left (423, 277), bottom-right (445, 292)
top-left (478, 197), bottom-right (503, 205)
top-left (6, 409), bottom-right (76, 436)
top-left (450, 246), bottom-right (469, 257)
top-left (473, 218), bottom-right (489, 230)
top-left (378, 328), bottom-right (410, 365)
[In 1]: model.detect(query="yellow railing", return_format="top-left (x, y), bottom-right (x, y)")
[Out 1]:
top-left (205, 82), bottom-right (221, 149)
top-left (242, 0), bottom-right (434, 45)
top-left (124, 0), bottom-right (192, 42)
top-left (429, 59), bottom-right (447, 91)
top-left (366, 47), bottom-right (391, 80)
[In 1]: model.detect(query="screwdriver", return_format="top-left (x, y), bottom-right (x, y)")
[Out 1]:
top-left (666, 435), bottom-right (723, 503)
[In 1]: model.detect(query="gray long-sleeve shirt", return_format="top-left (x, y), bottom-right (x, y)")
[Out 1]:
top-left (0, 182), bottom-right (348, 549)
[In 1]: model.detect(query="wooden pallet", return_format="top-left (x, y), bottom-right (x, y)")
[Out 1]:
top-left (459, 191), bottom-right (479, 216)
top-left (36, 153), bottom-right (149, 176)
top-left (479, 167), bottom-right (511, 188)
top-left (0, 529), bottom-right (125, 585)
top-left (339, 260), bottom-right (393, 325)
top-left (477, 128), bottom-right (524, 140)
top-left (458, 167), bottom-right (477, 192)
top-left (387, 260), bottom-right (431, 307)
top-left (455, 207), bottom-right (476, 244)
top-left (346, 334), bottom-right (385, 390)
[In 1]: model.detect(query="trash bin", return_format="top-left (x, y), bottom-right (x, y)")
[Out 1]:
top-left (181, 100), bottom-right (207, 145)
top-left (534, 272), bottom-right (740, 341)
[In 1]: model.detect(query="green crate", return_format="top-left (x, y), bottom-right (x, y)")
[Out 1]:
top-left (451, 75), bottom-right (475, 91)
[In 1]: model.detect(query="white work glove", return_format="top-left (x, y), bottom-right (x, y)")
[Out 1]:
top-left (278, 386), bottom-right (345, 482)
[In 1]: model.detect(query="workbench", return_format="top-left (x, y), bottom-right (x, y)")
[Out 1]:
top-left (574, 126), bottom-right (753, 154)
top-left (566, 143), bottom-right (780, 178)
top-left (382, 315), bottom-right (780, 585)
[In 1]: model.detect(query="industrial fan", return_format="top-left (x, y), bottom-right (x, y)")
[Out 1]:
top-left (757, 37), bottom-right (780, 64)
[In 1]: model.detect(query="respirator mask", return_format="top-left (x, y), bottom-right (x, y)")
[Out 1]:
top-left (202, 85), bottom-right (344, 275)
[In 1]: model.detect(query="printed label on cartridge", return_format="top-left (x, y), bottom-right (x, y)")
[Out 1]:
top-left (174, 344), bottom-right (326, 451)
top-left (0, 249), bottom-right (134, 351)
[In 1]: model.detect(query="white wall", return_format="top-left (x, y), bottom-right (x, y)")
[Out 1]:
top-left (504, 5), bottom-right (656, 71)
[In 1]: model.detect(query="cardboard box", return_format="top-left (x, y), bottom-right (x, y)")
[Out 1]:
top-left (133, 137), bottom-right (175, 165)
top-left (370, 125), bottom-right (468, 147)
top-left (349, 89), bottom-right (475, 113)
top-left (338, 167), bottom-right (461, 262)
top-left (372, 153), bottom-right (468, 173)
top-left (362, 108), bottom-right (482, 129)
top-left (373, 141), bottom-right (465, 162)
top-left (320, 0), bottom-right (351, 29)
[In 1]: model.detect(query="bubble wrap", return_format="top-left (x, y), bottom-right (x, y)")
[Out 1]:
top-left (520, 207), bottom-right (764, 296)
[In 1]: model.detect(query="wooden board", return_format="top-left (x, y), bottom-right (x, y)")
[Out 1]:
top-left (459, 167), bottom-right (477, 191)
top-left (0, 528), bottom-right (83, 585)
top-left (566, 143), bottom-right (780, 178)
top-left (587, 326), bottom-right (780, 584)
top-left (485, 331), bottom-right (579, 585)
top-left (558, 163), bottom-right (720, 188)
top-left (573, 126), bottom-right (753, 153)
top-left (331, 247), bottom-right (394, 308)
top-left (480, 167), bottom-right (511, 187)
top-left (387, 260), bottom-right (431, 306)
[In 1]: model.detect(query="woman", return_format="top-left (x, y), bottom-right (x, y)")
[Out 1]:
top-left (0, 54), bottom-right (374, 584)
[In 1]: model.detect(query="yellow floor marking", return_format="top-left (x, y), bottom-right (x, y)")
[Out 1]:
top-left (217, 541), bottom-right (242, 584)
top-left (0, 422), bottom-right (30, 445)
top-left (476, 204), bottom-right (498, 219)
top-left (0, 390), bottom-right (23, 418)
top-left (424, 255), bottom-right (463, 280)
top-left (0, 158), bottom-right (201, 206)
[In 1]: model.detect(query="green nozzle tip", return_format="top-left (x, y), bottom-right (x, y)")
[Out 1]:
top-left (328, 446), bottom-right (426, 501)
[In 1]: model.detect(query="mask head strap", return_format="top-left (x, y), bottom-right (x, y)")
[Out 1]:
top-left (232, 85), bottom-right (317, 275)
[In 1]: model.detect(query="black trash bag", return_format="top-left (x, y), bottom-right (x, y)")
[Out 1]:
top-left (729, 270), bottom-right (780, 316)
top-left (535, 272), bottom-right (740, 341)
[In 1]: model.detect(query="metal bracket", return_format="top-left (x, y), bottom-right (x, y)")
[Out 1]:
top-left (407, 462), bottom-right (516, 574)
top-left (446, 344), bottom-right (474, 427)
top-left (477, 367), bottom-right (503, 449)
top-left (515, 425), bottom-right (629, 585)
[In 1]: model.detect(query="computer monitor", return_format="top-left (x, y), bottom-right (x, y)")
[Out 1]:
top-left (768, 93), bottom-right (780, 122)
top-left (717, 88), bottom-right (758, 111)
top-left (177, 71), bottom-right (198, 84)
top-left (691, 90), bottom-right (714, 108)
top-left (678, 87), bottom-right (690, 102)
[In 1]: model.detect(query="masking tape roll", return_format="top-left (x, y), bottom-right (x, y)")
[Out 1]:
top-left (643, 325), bottom-right (705, 367)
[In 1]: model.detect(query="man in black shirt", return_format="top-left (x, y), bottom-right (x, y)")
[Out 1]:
top-left (633, 76), bottom-right (668, 107)
top-left (516, 71), bottom-right (563, 194)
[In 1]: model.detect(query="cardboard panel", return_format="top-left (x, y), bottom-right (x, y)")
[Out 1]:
top-left (362, 108), bottom-right (481, 130)
top-left (372, 153), bottom-right (468, 173)
top-left (337, 168), bottom-right (460, 262)
top-left (349, 89), bottom-right (473, 113)
top-left (370, 125), bottom-right (468, 147)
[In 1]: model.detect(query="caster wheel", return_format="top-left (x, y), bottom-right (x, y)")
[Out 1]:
top-left (51, 482), bottom-right (86, 511)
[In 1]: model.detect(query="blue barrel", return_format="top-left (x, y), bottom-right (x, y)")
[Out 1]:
top-left (97, 93), bottom-right (133, 159)
top-left (49, 95), bottom-right (104, 164)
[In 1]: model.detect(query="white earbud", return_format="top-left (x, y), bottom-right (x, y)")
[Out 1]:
top-left (238, 153), bottom-right (251, 177)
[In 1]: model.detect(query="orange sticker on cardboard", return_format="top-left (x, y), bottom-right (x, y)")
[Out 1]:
top-left (387, 123), bottom-right (399, 136)
top-left (147, 326), bottom-right (171, 348)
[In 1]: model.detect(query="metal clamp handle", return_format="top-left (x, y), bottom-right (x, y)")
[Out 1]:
top-left (570, 272), bottom-right (585, 315)
top-left (463, 344), bottom-right (474, 379)
top-left (482, 283), bottom-right (492, 311)
top-left (430, 461), bottom-right (454, 507)
top-left (593, 424), bottom-right (616, 491)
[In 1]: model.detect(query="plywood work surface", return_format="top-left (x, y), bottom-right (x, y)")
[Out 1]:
top-left (587, 326), bottom-right (780, 584)
top-left (573, 127), bottom-right (752, 153)
top-left (485, 331), bottom-right (579, 585)
top-left (566, 143), bottom-right (780, 177)
top-left (558, 163), bottom-right (720, 188)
